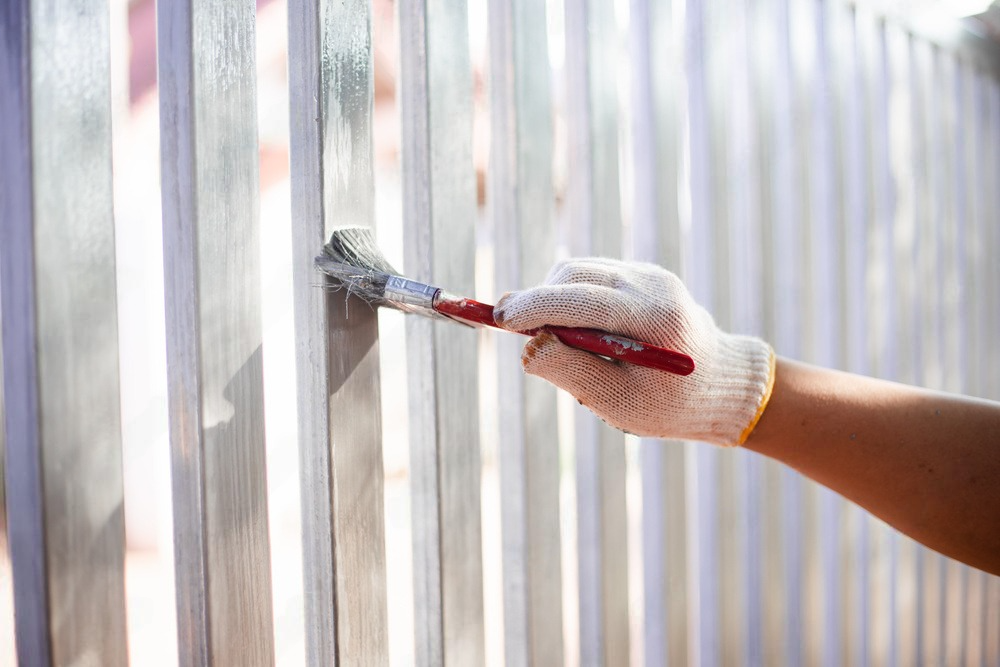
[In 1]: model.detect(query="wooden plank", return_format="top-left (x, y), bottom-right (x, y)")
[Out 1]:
top-left (942, 53), bottom-right (970, 667)
top-left (682, 1), bottom-right (721, 664)
top-left (0, 318), bottom-right (13, 665)
top-left (858, 9), bottom-right (898, 667)
top-left (832, 6), bottom-right (875, 666)
top-left (0, 0), bottom-right (127, 663)
top-left (990, 76), bottom-right (1000, 411)
top-left (398, 0), bottom-right (484, 663)
top-left (789, 1), bottom-right (846, 665)
top-left (962, 61), bottom-right (988, 667)
top-left (629, 0), bottom-right (690, 665)
top-left (981, 64), bottom-right (1000, 667)
top-left (288, 0), bottom-right (389, 662)
top-left (883, 22), bottom-right (923, 667)
top-left (811, 5), bottom-right (846, 666)
top-left (983, 56), bottom-right (1000, 667)
top-left (992, 71), bottom-right (1000, 409)
top-left (704, 1), bottom-right (752, 663)
top-left (751, 0), bottom-right (805, 663)
top-left (862, 16), bottom-right (901, 667)
top-left (488, 0), bottom-right (563, 663)
top-left (719, 1), bottom-right (764, 664)
top-left (913, 38), bottom-right (949, 667)
top-left (563, 0), bottom-right (630, 663)
top-left (157, 0), bottom-right (274, 663)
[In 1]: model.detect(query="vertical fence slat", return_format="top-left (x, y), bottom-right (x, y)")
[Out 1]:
top-left (963, 62), bottom-right (987, 667)
top-left (683, 1), bottom-right (721, 663)
top-left (0, 317), bottom-right (12, 665)
top-left (915, 37), bottom-right (949, 667)
top-left (884, 22), bottom-right (922, 667)
top-left (489, 0), bottom-right (564, 663)
top-left (288, 0), bottom-right (389, 662)
top-left (858, 13), bottom-right (898, 665)
top-left (943, 52), bottom-right (970, 667)
top-left (630, 0), bottom-right (690, 665)
top-left (803, 4), bottom-right (848, 666)
top-left (987, 66), bottom-right (1000, 667)
top-left (0, 0), bottom-right (127, 663)
top-left (157, 0), bottom-right (274, 662)
top-left (752, 0), bottom-right (803, 663)
top-left (564, 0), bottom-right (630, 663)
top-left (398, 0), bottom-right (484, 663)
top-left (705, 1), bottom-right (746, 663)
top-left (713, 0), bottom-right (766, 663)
top-left (836, 7), bottom-right (873, 666)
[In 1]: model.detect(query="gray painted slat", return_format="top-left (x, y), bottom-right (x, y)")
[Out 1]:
top-left (564, 0), bottom-right (630, 663)
top-left (705, 1), bottom-right (750, 663)
top-left (398, 0), bottom-right (484, 663)
top-left (288, 0), bottom-right (389, 662)
top-left (914, 38), bottom-right (947, 667)
top-left (993, 74), bottom-right (1000, 409)
top-left (991, 76), bottom-right (1000, 412)
top-left (683, 1), bottom-right (722, 664)
top-left (157, 0), bottom-right (274, 663)
top-left (719, 1), bottom-right (765, 664)
top-left (832, 6), bottom-right (876, 667)
top-left (857, 16), bottom-right (898, 664)
top-left (0, 311), bottom-right (12, 665)
top-left (943, 53), bottom-right (970, 667)
top-left (488, 0), bottom-right (563, 663)
top-left (884, 22), bottom-right (921, 667)
top-left (805, 5), bottom-right (847, 667)
top-left (630, 0), bottom-right (690, 665)
top-left (963, 62), bottom-right (988, 667)
top-left (790, 1), bottom-right (839, 664)
top-left (0, 0), bottom-right (127, 663)
top-left (752, 0), bottom-right (803, 663)
top-left (985, 72), bottom-right (1000, 667)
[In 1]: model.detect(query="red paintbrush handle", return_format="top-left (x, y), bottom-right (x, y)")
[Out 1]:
top-left (433, 294), bottom-right (695, 376)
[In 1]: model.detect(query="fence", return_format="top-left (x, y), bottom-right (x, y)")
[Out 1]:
top-left (2, 0), bottom-right (1000, 665)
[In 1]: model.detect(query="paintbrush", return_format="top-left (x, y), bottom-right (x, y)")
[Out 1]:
top-left (315, 227), bottom-right (695, 376)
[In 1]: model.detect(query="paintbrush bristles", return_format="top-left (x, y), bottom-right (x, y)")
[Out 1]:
top-left (317, 226), bottom-right (445, 319)
top-left (322, 226), bottom-right (400, 275)
top-left (315, 226), bottom-right (395, 305)
top-left (314, 255), bottom-right (390, 304)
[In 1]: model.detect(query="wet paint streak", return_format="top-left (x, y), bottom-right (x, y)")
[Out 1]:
top-left (600, 334), bottom-right (646, 354)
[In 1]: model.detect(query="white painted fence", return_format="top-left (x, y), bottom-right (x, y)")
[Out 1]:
top-left (2, 0), bottom-right (999, 664)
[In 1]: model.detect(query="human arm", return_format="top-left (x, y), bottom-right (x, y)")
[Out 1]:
top-left (744, 358), bottom-right (1000, 576)
top-left (496, 258), bottom-right (1000, 576)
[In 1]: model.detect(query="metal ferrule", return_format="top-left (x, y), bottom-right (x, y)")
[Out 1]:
top-left (384, 275), bottom-right (439, 308)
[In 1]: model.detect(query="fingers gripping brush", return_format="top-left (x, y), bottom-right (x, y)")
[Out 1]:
top-left (315, 227), bottom-right (696, 376)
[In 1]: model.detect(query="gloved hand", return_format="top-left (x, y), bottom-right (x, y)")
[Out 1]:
top-left (494, 258), bottom-right (775, 446)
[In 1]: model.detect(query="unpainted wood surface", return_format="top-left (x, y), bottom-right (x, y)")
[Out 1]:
top-left (0, 0), bottom-right (127, 664)
top-left (288, 0), bottom-right (389, 662)
top-left (158, 0), bottom-right (274, 663)
top-left (488, 0), bottom-right (563, 664)
top-left (398, 0), bottom-right (484, 663)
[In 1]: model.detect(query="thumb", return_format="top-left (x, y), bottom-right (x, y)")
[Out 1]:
top-left (521, 332), bottom-right (629, 411)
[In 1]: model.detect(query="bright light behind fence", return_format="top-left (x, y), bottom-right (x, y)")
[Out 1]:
top-left (858, 0), bottom-right (995, 19)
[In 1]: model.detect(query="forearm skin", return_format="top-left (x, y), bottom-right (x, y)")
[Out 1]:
top-left (744, 357), bottom-right (1000, 576)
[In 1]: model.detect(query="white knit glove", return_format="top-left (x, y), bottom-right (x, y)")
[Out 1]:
top-left (494, 258), bottom-right (776, 446)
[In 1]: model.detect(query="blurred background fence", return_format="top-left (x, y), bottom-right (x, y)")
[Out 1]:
top-left (2, 0), bottom-right (1000, 665)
